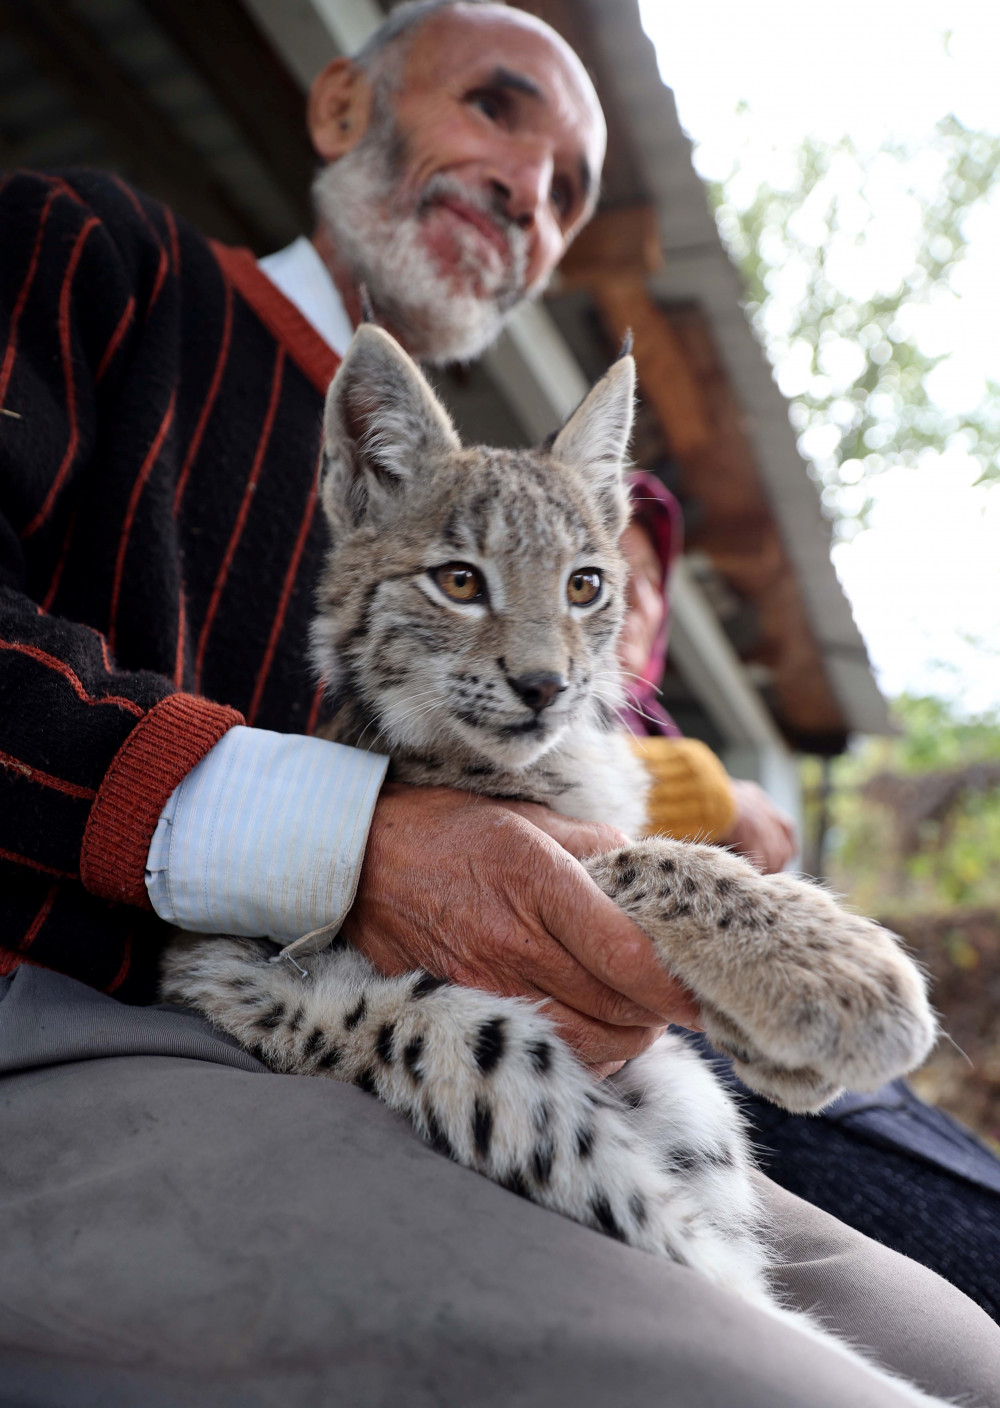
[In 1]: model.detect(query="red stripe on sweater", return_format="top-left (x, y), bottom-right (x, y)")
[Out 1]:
top-left (0, 188), bottom-right (56, 409)
top-left (0, 847), bottom-right (75, 880)
top-left (0, 639), bottom-right (144, 717)
top-left (0, 949), bottom-right (46, 977)
top-left (22, 884), bottom-right (58, 950)
top-left (110, 174), bottom-right (170, 316)
top-left (41, 175), bottom-right (86, 208)
top-left (108, 391), bottom-right (176, 654)
top-left (21, 216), bottom-right (100, 539)
top-left (165, 207), bottom-right (180, 277)
top-left (194, 346), bottom-right (286, 691)
top-left (211, 242), bottom-right (341, 395)
top-left (85, 625), bottom-right (114, 673)
top-left (106, 932), bottom-right (132, 994)
top-left (173, 275), bottom-right (234, 517)
top-left (149, 246), bottom-right (169, 313)
top-left (248, 480), bottom-right (317, 726)
top-left (306, 680), bottom-right (326, 736)
top-left (0, 747), bottom-right (97, 801)
top-left (174, 592), bottom-right (187, 687)
top-left (95, 295), bottom-right (135, 385)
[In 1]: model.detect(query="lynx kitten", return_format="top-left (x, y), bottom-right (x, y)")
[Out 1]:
top-left (163, 326), bottom-right (943, 1403)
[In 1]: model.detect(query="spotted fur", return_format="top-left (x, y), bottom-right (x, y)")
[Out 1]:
top-left (161, 327), bottom-right (944, 1405)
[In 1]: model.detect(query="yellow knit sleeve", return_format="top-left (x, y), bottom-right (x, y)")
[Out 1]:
top-left (628, 736), bottom-right (737, 843)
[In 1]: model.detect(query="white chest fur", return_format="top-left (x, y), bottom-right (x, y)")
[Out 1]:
top-left (544, 727), bottom-right (651, 837)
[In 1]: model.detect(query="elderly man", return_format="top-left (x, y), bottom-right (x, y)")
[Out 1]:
top-left (1, 3), bottom-right (998, 1405)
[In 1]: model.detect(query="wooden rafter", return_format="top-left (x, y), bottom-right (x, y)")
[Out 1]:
top-left (592, 275), bottom-right (713, 460)
top-left (657, 302), bottom-right (848, 744)
top-left (559, 204), bottom-right (664, 284)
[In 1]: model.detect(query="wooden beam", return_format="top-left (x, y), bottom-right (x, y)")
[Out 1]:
top-left (1, 0), bottom-right (265, 248)
top-left (658, 302), bottom-right (847, 741)
top-left (136, 0), bottom-right (315, 232)
top-left (593, 276), bottom-right (713, 458)
top-left (559, 204), bottom-right (664, 285)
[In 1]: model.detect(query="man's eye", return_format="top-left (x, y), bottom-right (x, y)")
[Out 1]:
top-left (550, 177), bottom-right (573, 218)
top-left (468, 88), bottom-right (505, 123)
top-left (433, 563), bottom-right (485, 603)
top-left (567, 569), bottom-right (602, 606)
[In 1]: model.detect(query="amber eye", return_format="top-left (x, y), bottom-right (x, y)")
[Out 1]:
top-left (433, 562), bottom-right (484, 603)
top-left (567, 569), bottom-right (602, 606)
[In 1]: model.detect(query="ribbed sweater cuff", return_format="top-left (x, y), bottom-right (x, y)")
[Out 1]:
top-left (81, 693), bottom-right (244, 907)
top-left (629, 735), bottom-right (737, 843)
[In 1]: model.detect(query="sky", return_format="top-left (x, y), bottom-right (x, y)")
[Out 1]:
top-left (638, 0), bottom-right (1000, 717)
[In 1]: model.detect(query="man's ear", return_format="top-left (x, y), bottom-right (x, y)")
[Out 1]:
top-left (308, 57), bottom-right (374, 162)
top-left (320, 325), bottom-right (461, 532)
top-left (548, 354), bottom-right (636, 530)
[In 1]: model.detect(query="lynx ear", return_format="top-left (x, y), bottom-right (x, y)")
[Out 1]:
top-left (320, 325), bottom-right (460, 532)
top-left (548, 354), bottom-right (635, 531)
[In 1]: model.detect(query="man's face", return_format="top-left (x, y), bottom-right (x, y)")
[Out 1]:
top-left (313, 6), bottom-right (606, 362)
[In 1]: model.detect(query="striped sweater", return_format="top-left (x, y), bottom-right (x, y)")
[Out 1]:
top-left (0, 170), bottom-right (342, 1001)
top-left (0, 170), bottom-right (736, 1005)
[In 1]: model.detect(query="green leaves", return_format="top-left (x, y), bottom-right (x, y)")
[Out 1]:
top-left (811, 694), bottom-right (1000, 913)
top-left (711, 118), bottom-right (1000, 534)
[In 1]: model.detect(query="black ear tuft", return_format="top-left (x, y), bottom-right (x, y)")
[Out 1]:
top-left (616, 329), bottom-right (634, 361)
top-left (358, 282), bottom-right (377, 326)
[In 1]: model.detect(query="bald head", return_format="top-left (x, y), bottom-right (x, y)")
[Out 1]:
top-left (308, 1), bottom-right (605, 361)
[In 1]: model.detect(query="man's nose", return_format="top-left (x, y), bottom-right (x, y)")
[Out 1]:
top-left (507, 671), bottom-right (567, 714)
top-left (489, 146), bottom-right (553, 232)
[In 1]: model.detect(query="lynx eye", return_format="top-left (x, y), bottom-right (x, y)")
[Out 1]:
top-left (567, 569), bottom-right (602, 606)
top-left (432, 562), bottom-right (484, 603)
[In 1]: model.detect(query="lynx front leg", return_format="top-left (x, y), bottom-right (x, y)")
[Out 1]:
top-left (585, 840), bottom-right (937, 1112)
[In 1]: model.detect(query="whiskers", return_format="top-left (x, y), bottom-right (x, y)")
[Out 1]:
top-left (589, 669), bottom-right (666, 731)
top-left (353, 685), bottom-right (448, 753)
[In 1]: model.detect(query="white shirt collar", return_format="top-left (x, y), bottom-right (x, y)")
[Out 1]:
top-left (257, 236), bottom-right (354, 357)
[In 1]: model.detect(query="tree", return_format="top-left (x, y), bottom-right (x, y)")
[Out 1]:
top-left (710, 118), bottom-right (1000, 535)
top-left (812, 694), bottom-right (1000, 912)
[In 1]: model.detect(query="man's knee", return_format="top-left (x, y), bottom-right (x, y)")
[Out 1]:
top-left (758, 1174), bottom-right (1000, 1407)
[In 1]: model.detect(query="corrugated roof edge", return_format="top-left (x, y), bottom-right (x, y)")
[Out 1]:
top-left (582, 0), bottom-right (890, 737)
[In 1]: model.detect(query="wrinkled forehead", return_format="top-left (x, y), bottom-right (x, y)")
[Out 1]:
top-left (432, 450), bottom-right (619, 561)
top-left (401, 7), bottom-right (606, 194)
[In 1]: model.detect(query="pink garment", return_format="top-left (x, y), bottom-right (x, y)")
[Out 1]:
top-left (620, 471), bottom-right (683, 738)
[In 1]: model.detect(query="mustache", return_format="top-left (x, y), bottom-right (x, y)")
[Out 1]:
top-left (416, 173), bottom-right (528, 284)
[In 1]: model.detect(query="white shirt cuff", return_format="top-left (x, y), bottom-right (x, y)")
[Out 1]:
top-left (145, 726), bottom-right (388, 942)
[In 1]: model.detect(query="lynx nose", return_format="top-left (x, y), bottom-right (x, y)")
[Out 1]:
top-left (508, 671), bottom-right (567, 714)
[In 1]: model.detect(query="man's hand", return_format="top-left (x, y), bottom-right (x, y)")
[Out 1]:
top-left (723, 780), bottom-right (798, 874)
top-left (341, 783), bottom-right (700, 1074)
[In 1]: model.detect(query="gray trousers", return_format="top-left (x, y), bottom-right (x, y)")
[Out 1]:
top-left (1, 965), bottom-right (999, 1408)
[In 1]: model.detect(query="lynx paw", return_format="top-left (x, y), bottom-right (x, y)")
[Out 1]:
top-left (586, 841), bottom-right (937, 1112)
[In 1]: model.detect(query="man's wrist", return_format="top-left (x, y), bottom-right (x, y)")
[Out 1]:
top-left (146, 725), bottom-right (388, 941)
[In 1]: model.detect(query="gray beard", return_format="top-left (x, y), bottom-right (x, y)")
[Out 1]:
top-left (312, 124), bottom-right (543, 364)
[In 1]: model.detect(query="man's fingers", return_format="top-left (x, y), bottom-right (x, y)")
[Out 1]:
top-left (590, 1061), bottom-right (627, 1080)
top-left (535, 848), bottom-right (701, 1028)
top-left (517, 947), bottom-right (672, 1029)
top-left (536, 998), bottom-right (667, 1067)
top-left (501, 800), bottom-right (629, 861)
